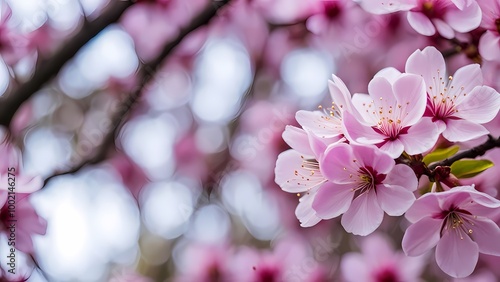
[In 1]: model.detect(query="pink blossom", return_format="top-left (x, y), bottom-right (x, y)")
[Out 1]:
top-left (0, 141), bottom-right (42, 194)
top-left (341, 233), bottom-right (425, 282)
top-left (477, 0), bottom-right (500, 61)
top-left (173, 243), bottom-right (235, 282)
top-left (402, 186), bottom-right (500, 278)
top-left (0, 193), bottom-right (47, 254)
top-left (343, 71), bottom-right (439, 158)
top-left (231, 237), bottom-right (329, 282)
top-left (405, 46), bottom-right (500, 142)
top-left (313, 143), bottom-right (417, 235)
top-left (296, 74), bottom-right (356, 142)
top-left (0, 3), bottom-right (30, 66)
top-left (275, 126), bottom-right (332, 227)
top-left (361, 0), bottom-right (482, 39)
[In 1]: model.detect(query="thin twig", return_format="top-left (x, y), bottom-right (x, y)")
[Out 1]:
top-left (43, 0), bottom-right (232, 187)
top-left (0, 0), bottom-right (135, 127)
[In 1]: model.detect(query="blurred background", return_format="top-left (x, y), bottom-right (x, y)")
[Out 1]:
top-left (0, 0), bottom-right (499, 281)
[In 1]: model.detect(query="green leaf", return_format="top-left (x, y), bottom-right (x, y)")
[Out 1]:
top-left (423, 146), bottom-right (460, 165)
top-left (450, 159), bottom-right (494, 178)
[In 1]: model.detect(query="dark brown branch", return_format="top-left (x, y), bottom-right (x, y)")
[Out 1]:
top-left (43, 0), bottom-right (232, 187)
top-left (428, 135), bottom-right (500, 170)
top-left (0, 0), bottom-right (135, 127)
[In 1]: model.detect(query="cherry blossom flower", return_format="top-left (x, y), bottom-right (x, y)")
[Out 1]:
top-left (173, 243), bottom-right (235, 282)
top-left (0, 193), bottom-right (47, 254)
top-left (0, 3), bottom-right (30, 66)
top-left (296, 74), bottom-right (355, 142)
top-left (342, 71), bottom-right (439, 158)
top-left (477, 0), bottom-right (500, 61)
top-left (405, 46), bottom-right (500, 142)
top-left (341, 233), bottom-right (425, 282)
top-left (402, 186), bottom-right (500, 278)
top-left (360, 0), bottom-right (482, 39)
top-left (0, 142), bottom-right (42, 194)
top-left (275, 126), bottom-right (335, 227)
top-left (313, 143), bottom-right (417, 235)
top-left (232, 236), bottom-right (330, 282)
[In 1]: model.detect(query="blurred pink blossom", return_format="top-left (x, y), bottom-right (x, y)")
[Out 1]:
top-left (0, 193), bottom-right (47, 254)
top-left (0, 141), bottom-right (42, 194)
top-left (361, 0), bottom-right (482, 39)
top-left (341, 233), bottom-right (425, 282)
top-left (477, 0), bottom-right (500, 61)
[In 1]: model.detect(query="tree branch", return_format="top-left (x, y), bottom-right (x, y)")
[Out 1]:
top-left (0, 0), bottom-right (135, 127)
top-left (428, 135), bottom-right (500, 170)
top-left (43, 0), bottom-right (232, 187)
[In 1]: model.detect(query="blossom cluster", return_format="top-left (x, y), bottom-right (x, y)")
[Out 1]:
top-left (275, 46), bottom-right (500, 278)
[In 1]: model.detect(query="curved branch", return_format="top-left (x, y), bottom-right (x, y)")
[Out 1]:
top-left (43, 0), bottom-right (232, 187)
top-left (0, 0), bottom-right (135, 127)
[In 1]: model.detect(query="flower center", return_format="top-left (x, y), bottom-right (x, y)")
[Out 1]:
top-left (290, 156), bottom-right (326, 195)
top-left (324, 1), bottom-right (342, 19)
top-left (352, 166), bottom-right (386, 195)
top-left (428, 73), bottom-right (468, 120)
top-left (375, 268), bottom-right (399, 282)
top-left (440, 207), bottom-right (476, 239)
top-left (496, 18), bottom-right (500, 34)
top-left (418, 0), bottom-right (452, 19)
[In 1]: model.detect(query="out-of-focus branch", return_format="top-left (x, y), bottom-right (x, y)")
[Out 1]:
top-left (0, 0), bottom-right (135, 127)
top-left (43, 0), bottom-right (232, 187)
top-left (428, 135), bottom-right (500, 170)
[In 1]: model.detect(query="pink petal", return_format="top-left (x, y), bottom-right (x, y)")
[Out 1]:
top-left (296, 192), bottom-right (322, 227)
top-left (320, 143), bottom-right (357, 183)
top-left (360, 0), bottom-right (417, 14)
top-left (451, 0), bottom-right (466, 10)
top-left (351, 144), bottom-right (394, 175)
top-left (275, 150), bottom-right (322, 193)
top-left (282, 125), bottom-right (314, 156)
top-left (295, 110), bottom-right (343, 139)
top-left (342, 111), bottom-right (386, 145)
top-left (470, 217), bottom-right (500, 256)
top-left (479, 31), bottom-right (500, 62)
top-left (441, 119), bottom-right (490, 142)
top-left (455, 86), bottom-right (500, 123)
top-left (351, 93), bottom-right (379, 125)
top-left (467, 188), bottom-right (500, 209)
top-left (450, 64), bottom-right (483, 101)
top-left (399, 117), bottom-right (439, 155)
top-left (329, 74), bottom-right (354, 113)
top-left (392, 74), bottom-right (427, 126)
top-left (341, 191), bottom-right (384, 236)
top-left (432, 18), bottom-right (455, 39)
top-left (368, 76), bottom-right (397, 107)
top-left (405, 193), bottom-right (441, 222)
top-left (312, 182), bottom-right (354, 219)
top-left (379, 139), bottom-right (405, 158)
top-left (445, 1), bottom-right (482, 33)
top-left (435, 230), bottom-right (479, 278)
top-left (402, 217), bottom-right (442, 256)
top-left (384, 164), bottom-right (418, 191)
top-left (407, 11), bottom-right (436, 36)
top-left (405, 46), bottom-right (446, 92)
top-left (374, 67), bottom-right (402, 84)
top-left (377, 183), bottom-right (416, 216)
top-left (307, 129), bottom-right (343, 159)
